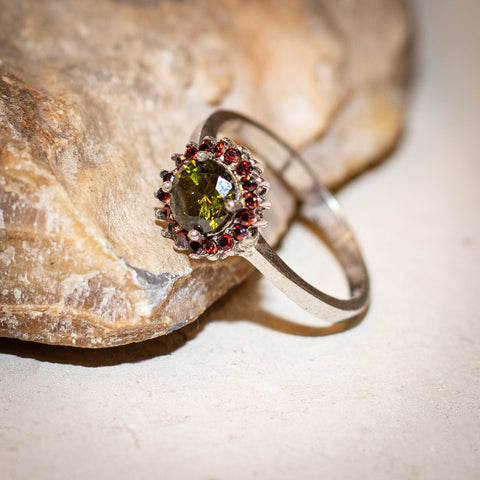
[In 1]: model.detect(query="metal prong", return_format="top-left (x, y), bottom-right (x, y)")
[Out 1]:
top-left (255, 219), bottom-right (268, 227)
top-left (196, 151), bottom-right (210, 162)
top-left (225, 199), bottom-right (243, 213)
top-left (187, 229), bottom-right (201, 242)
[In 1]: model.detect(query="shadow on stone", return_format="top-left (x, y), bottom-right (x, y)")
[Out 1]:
top-left (0, 215), bottom-right (366, 366)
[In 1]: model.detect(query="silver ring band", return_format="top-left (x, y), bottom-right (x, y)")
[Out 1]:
top-left (194, 110), bottom-right (369, 325)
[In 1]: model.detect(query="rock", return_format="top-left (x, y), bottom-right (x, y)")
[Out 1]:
top-left (0, 0), bottom-right (411, 347)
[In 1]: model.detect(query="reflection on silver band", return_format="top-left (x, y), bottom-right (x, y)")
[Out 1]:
top-left (193, 110), bottom-right (370, 327)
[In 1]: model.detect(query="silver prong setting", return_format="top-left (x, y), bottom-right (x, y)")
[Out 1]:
top-left (161, 181), bottom-right (172, 193)
top-left (156, 136), bottom-right (270, 261)
top-left (196, 151), bottom-right (211, 162)
top-left (187, 229), bottom-right (202, 242)
top-left (225, 199), bottom-right (243, 213)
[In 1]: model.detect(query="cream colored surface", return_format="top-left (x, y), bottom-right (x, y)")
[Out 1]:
top-left (0, 1), bottom-right (479, 478)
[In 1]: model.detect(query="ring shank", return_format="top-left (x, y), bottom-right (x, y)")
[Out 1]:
top-left (194, 110), bottom-right (369, 324)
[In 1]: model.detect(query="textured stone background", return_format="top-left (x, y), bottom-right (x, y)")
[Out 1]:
top-left (0, 0), bottom-right (409, 346)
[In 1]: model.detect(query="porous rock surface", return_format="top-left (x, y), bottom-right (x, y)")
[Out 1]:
top-left (0, 0), bottom-right (410, 346)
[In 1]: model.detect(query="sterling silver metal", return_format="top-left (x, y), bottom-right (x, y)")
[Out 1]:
top-left (192, 110), bottom-right (370, 325)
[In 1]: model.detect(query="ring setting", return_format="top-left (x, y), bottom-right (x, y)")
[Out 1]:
top-left (156, 136), bottom-right (270, 260)
top-left (154, 110), bottom-right (369, 325)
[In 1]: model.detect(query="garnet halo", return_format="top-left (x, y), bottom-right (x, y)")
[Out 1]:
top-left (155, 137), bottom-right (269, 260)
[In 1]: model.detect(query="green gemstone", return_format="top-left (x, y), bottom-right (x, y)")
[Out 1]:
top-left (170, 159), bottom-right (236, 234)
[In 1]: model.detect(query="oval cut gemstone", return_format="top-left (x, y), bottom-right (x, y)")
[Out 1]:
top-left (170, 160), bottom-right (237, 234)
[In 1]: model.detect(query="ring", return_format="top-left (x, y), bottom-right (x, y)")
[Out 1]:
top-left (155, 110), bottom-right (369, 326)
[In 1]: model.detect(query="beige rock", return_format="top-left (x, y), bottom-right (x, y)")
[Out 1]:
top-left (0, 0), bottom-right (410, 347)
